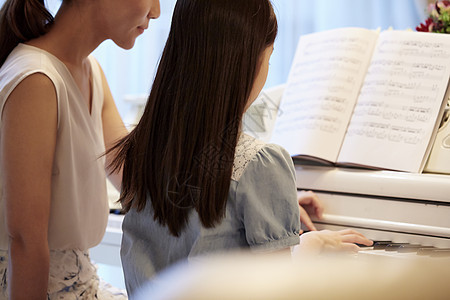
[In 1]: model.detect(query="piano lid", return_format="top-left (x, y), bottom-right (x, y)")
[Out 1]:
top-left (295, 164), bottom-right (450, 203)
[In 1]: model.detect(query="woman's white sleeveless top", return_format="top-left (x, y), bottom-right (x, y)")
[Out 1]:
top-left (0, 44), bottom-right (109, 250)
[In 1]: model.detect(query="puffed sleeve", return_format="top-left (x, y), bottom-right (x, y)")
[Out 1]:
top-left (234, 143), bottom-right (300, 252)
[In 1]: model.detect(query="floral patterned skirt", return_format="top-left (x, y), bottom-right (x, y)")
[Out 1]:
top-left (0, 249), bottom-right (127, 299)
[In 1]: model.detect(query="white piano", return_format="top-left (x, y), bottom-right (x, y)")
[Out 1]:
top-left (295, 162), bottom-right (450, 257)
top-left (245, 83), bottom-right (450, 257)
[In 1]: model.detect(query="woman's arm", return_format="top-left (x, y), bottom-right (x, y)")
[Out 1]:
top-left (1, 74), bottom-right (57, 299)
top-left (98, 64), bottom-right (128, 191)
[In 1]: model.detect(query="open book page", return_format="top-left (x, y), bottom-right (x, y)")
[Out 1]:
top-left (338, 31), bottom-right (450, 173)
top-left (271, 28), bottom-right (379, 162)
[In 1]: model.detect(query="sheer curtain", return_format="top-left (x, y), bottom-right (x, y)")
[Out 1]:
top-left (1, 0), bottom-right (428, 122)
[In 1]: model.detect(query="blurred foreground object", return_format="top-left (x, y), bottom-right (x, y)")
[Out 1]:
top-left (135, 251), bottom-right (450, 300)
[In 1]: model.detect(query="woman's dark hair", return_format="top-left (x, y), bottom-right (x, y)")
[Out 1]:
top-left (0, 0), bottom-right (54, 67)
top-left (109, 0), bottom-right (278, 236)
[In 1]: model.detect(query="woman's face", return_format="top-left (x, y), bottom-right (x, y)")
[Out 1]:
top-left (245, 45), bottom-right (274, 111)
top-left (99, 0), bottom-right (161, 49)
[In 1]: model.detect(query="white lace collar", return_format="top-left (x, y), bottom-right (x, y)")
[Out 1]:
top-left (232, 134), bottom-right (265, 181)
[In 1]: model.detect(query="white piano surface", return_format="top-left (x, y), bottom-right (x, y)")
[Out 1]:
top-left (295, 163), bottom-right (450, 202)
top-left (296, 163), bottom-right (450, 248)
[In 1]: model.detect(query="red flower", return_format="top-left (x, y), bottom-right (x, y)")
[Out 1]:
top-left (416, 17), bottom-right (434, 32)
top-left (416, 1), bottom-right (450, 33)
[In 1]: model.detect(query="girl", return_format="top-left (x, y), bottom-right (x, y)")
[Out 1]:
top-left (108, 0), bottom-right (372, 295)
top-left (0, 0), bottom-right (160, 298)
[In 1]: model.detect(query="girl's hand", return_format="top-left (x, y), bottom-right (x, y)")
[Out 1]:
top-left (297, 190), bottom-right (324, 233)
top-left (294, 229), bottom-right (373, 255)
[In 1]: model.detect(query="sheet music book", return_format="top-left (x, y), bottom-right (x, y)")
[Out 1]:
top-left (270, 27), bottom-right (450, 173)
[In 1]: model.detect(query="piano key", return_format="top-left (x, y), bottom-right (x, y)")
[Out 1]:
top-left (430, 249), bottom-right (450, 258)
top-left (397, 244), bottom-right (434, 253)
top-left (356, 242), bottom-right (440, 260)
top-left (372, 241), bottom-right (392, 250)
top-left (357, 249), bottom-right (406, 260)
top-left (385, 243), bottom-right (410, 251)
top-left (417, 247), bottom-right (440, 256)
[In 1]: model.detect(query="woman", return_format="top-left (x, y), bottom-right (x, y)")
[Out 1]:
top-left (0, 0), bottom-right (160, 298)
top-left (108, 0), bottom-right (372, 295)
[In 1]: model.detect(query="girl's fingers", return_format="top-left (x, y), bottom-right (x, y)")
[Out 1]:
top-left (339, 230), bottom-right (373, 246)
top-left (299, 205), bottom-right (317, 231)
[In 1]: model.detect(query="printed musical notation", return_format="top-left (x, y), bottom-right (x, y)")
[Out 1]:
top-left (271, 28), bottom-right (450, 171)
top-left (281, 95), bottom-right (348, 113)
top-left (353, 101), bottom-right (433, 123)
top-left (275, 114), bottom-right (341, 134)
top-left (370, 59), bottom-right (446, 72)
top-left (274, 92), bottom-right (351, 136)
top-left (359, 80), bottom-right (440, 102)
top-left (368, 60), bottom-right (446, 82)
top-left (346, 121), bottom-right (424, 145)
top-left (277, 28), bottom-right (377, 137)
top-left (291, 56), bottom-right (362, 76)
top-left (302, 36), bottom-right (372, 56)
top-left (378, 39), bottom-right (450, 59)
top-left (344, 32), bottom-right (449, 147)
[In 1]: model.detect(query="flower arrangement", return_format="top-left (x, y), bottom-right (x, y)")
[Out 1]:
top-left (416, 1), bottom-right (450, 140)
top-left (416, 1), bottom-right (450, 33)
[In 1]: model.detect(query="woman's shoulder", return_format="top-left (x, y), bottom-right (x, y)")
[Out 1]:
top-left (232, 133), bottom-right (291, 182)
top-left (2, 44), bottom-right (57, 71)
top-left (0, 44), bottom-right (64, 91)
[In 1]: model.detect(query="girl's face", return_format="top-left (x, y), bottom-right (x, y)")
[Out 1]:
top-left (245, 45), bottom-right (274, 111)
top-left (99, 0), bottom-right (161, 49)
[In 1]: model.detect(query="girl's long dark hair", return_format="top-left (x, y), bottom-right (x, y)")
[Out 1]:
top-left (0, 0), bottom-right (54, 67)
top-left (109, 0), bottom-right (278, 237)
